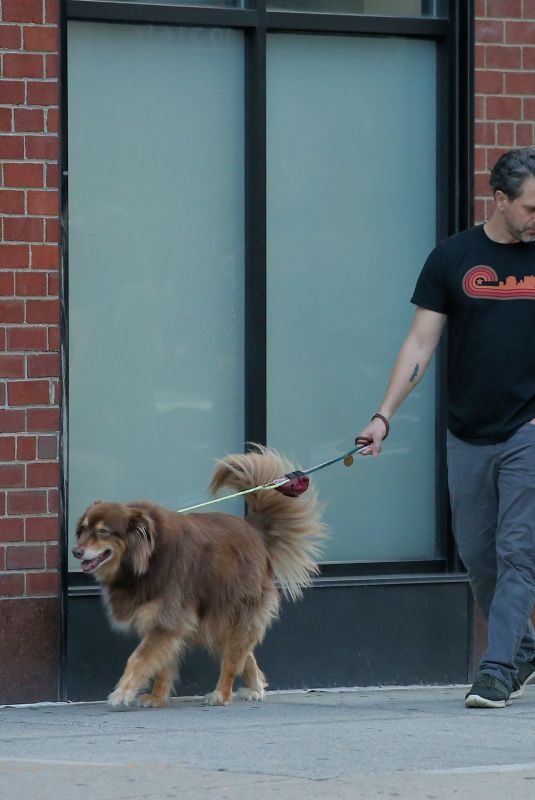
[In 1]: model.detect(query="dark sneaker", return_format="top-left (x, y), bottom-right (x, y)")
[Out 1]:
top-left (465, 672), bottom-right (511, 708)
top-left (510, 658), bottom-right (535, 699)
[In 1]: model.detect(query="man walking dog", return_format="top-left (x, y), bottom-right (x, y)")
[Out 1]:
top-left (356, 147), bottom-right (535, 708)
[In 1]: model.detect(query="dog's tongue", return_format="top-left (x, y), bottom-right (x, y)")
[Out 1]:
top-left (81, 552), bottom-right (108, 572)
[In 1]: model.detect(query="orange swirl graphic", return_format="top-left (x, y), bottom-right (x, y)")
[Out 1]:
top-left (463, 266), bottom-right (535, 299)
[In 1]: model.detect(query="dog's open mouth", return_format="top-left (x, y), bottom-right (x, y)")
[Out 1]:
top-left (81, 550), bottom-right (112, 573)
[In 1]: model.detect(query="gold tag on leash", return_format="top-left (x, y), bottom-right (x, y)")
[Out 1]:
top-left (343, 454), bottom-right (354, 467)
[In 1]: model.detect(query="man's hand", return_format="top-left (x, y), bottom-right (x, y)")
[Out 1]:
top-left (355, 416), bottom-right (389, 457)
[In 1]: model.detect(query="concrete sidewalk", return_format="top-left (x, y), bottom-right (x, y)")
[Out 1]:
top-left (1, 685), bottom-right (535, 800)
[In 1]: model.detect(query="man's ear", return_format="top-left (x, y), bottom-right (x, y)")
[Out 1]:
top-left (127, 509), bottom-right (155, 576)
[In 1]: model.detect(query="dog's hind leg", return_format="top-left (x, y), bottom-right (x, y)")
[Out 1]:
top-left (236, 652), bottom-right (267, 702)
top-left (205, 643), bottom-right (250, 706)
top-left (108, 630), bottom-right (184, 708)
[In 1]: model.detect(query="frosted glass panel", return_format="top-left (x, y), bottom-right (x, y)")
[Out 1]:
top-left (68, 23), bottom-right (244, 568)
top-left (269, 0), bottom-right (447, 15)
top-left (267, 34), bottom-right (437, 561)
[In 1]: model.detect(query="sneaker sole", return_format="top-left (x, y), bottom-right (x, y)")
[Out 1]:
top-left (465, 693), bottom-right (511, 709)
top-left (510, 672), bottom-right (535, 699)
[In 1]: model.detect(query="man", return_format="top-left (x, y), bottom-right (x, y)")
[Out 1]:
top-left (356, 147), bottom-right (535, 709)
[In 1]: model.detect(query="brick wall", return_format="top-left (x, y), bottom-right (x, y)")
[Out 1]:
top-left (0, 0), bottom-right (60, 703)
top-left (474, 0), bottom-right (535, 223)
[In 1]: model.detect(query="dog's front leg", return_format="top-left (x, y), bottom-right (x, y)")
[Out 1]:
top-left (108, 630), bottom-right (182, 708)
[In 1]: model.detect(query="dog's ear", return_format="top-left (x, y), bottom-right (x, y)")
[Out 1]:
top-left (126, 509), bottom-right (155, 576)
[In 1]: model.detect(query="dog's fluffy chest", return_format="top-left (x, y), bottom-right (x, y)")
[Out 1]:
top-left (101, 587), bottom-right (161, 636)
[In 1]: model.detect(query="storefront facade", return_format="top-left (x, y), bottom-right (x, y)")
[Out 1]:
top-left (0, 0), bottom-right (532, 702)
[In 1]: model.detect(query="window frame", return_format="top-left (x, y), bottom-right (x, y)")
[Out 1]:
top-left (59, 0), bottom-right (474, 589)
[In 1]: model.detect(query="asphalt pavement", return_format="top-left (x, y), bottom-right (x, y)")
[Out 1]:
top-left (1, 684), bottom-right (535, 799)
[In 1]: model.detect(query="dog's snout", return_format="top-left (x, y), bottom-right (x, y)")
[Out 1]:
top-left (72, 546), bottom-right (84, 559)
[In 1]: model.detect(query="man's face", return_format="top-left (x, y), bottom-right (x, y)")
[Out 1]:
top-left (497, 176), bottom-right (535, 243)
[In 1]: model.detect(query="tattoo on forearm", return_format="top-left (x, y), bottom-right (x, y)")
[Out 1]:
top-left (409, 364), bottom-right (420, 383)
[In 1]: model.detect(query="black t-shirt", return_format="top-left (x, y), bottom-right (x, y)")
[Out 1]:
top-left (411, 224), bottom-right (535, 443)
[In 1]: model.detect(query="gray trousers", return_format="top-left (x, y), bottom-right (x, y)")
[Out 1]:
top-left (447, 421), bottom-right (535, 689)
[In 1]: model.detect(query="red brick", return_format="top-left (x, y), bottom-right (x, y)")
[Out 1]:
top-left (8, 380), bottom-right (50, 407)
top-left (46, 543), bottom-right (59, 567)
top-left (0, 573), bottom-right (24, 596)
top-left (0, 383), bottom-right (5, 405)
top-left (37, 435), bottom-right (57, 459)
top-left (475, 70), bottom-right (504, 94)
top-left (487, 0), bottom-right (522, 16)
top-left (0, 81), bottom-right (25, 105)
top-left (7, 327), bottom-right (47, 351)
top-left (2, 0), bottom-right (43, 24)
top-left (27, 407), bottom-right (59, 432)
top-left (0, 273), bottom-right (14, 296)
top-left (506, 22), bottom-right (535, 44)
top-left (4, 217), bottom-right (44, 243)
top-left (27, 190), bottom-right (58, 217)
top-left (475, 95), bottom-right (485, 119)
top-left (0, 108), bottom-right (12, 131)
top-left (0, 25), bottom-right (22, 50)
top-left (485, 147), bottom-right (509, 170)
top-left (27, 81), bottom-right (59, 107)
top-left (7, 490), bottom-right (47, 515)
top-left (3, 53), bottom-right (44, 79)
top-left (485, 45), bottom-right (522, 70)
top-left (45, 219), bottom-right (59, 243)
top-left (1, 136), bottom-right (25, 160)
top-left (27, 570), bottom-right (58, 596)
top-left (25, 135), bottom-right (58, 161)
top-left (26, 300), bottom-right (59, 324)
top-left (486, 96), bottom-right (522, 119)
top-left (0, 410), bottom-right (26, 434)
top-left (476, 123), bottom-right (496, 145)
top-left (16, 435), bottom-right (37, 461)
top-left (524, 0), bottom-right (535, 15)
top-left (0, 437), bottom-right (16, 460)
top-left (0, 300), bottom-right (25, 323)
top-left (47, 326), bottom-right (59, 351)
top-left (31, 245), bottom-right (59, 270)
top-left (523, 47), bottom-right (535, 70)
top-left (14, 108), bottom-right (45, 133)
top-left (27, 462), bottom-right (58, 488)
top-left (0, 355), bottom-right (24, 378)
top-left (0, 516), bottom-right (24, 542)
top-left (523, 98), bottom-right (535, 120)
top-left (45, 0), bottom-right (58, 24)
top-left (0, 245), bottom-right (30, 269)
top-left (26, 516), bottom-right (59, 542)
top-left (47, 273), bottom-right (59, 296)
top-left (497, 122), bottom-right (515, 146)
top-left (45, 163), bottom-right (58, 189)
top-left (475, 171), bottom-right (491, 196)
top-left (28, 354), bottom-right (59, 378)
top-left (6, 545), bottom-right (45, 570)
top-left (0, 495), bottom-right (5, 516)
top-left (516, 123), bottom-right (534, 146)
top-left (475, 44), bottom-right (485, 69)
top-left (0, 465), bottom-right (24, 488)
top-left (3, 162), bottom-right (43, 189)
top-left (505, 72), bottom-right (535, 95)
top-left (15, 272), bottom-right (47, 297)
top-left (45, 54), bottom-right (58, 79)
top-left (46, 108), bottom-right (58, 134)
top-left (0, 190), bottom-right (24, 215)
top-left (48, 488), bottom-right (58, 513)
top-left (23, 27), bottom-right (58, 53)
top-left (475, 20), bottom-right (504, 43)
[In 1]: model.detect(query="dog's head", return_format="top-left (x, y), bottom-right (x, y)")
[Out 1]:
top-left (72, 501), bottom-right (155, 581)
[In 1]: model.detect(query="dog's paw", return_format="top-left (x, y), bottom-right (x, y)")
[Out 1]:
top-left (137, 693), bottom-right (170, 709)
top-left (236, 687), bottom-right (265, 702)
top-left (204, 690), bottom-right (231, 706)
top-left (107, 687), bottom-right (137, 708)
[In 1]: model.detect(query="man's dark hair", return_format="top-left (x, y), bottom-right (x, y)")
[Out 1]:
top-left (490, 147), bottom-right (535, 199)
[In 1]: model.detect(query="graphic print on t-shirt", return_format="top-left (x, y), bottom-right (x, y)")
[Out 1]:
top-left (463, 265), bottom-right (535, 299)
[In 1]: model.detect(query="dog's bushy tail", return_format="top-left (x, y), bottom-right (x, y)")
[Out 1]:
top-left (209, 445), bottom-right (327, 601)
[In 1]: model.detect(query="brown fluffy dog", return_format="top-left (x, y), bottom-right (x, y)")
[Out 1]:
top-left (72, 446), bottom-right (326, 708)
